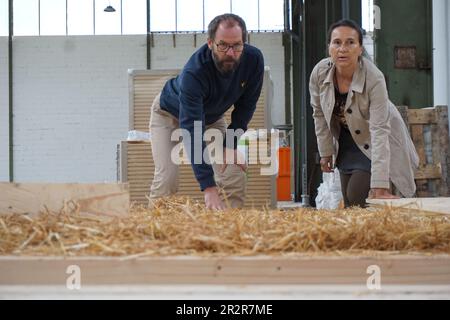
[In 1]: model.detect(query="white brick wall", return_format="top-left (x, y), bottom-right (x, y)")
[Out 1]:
top-left (151, 33), bottom-right (208, 68)
top-left (0, 33), bottom-right (284, 182)
top-left (0, 37), bottom-right (8, 181)
top-left (11, 36), bottom-right (146, 182)
top-left (249, 33), bottom-right (285, 126)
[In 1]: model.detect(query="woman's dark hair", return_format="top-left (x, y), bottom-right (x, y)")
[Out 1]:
top-left (207, 13), bottom-right (248, 43)
top-left (327, 19), bottom-right (363, 46)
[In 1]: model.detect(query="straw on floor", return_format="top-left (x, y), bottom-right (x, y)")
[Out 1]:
top-left (1, 197), bottom-right (449, 258)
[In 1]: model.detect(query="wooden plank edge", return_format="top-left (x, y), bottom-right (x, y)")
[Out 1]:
top-left (0, 255), bottom-right (449, 286)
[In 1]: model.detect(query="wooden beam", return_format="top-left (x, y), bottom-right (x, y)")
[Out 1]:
top-left (436, 106), bottom-right (450, 196)
top-left (414, 164), bottom-right (442, 180)
top-left (367, 198), bottom-right (450, 215)
top-left (0, 255), bottom-right (449, 285)
top-left (0, 183), bottom-right (129, 217)
top-left (411, 124), bottom-right (426, 165)
top-left (408, 109), bottom-right (438, 125)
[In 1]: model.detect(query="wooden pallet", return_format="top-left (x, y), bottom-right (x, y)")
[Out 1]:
top-left (120, 69), bottom-right (276, 208)
top-left (397, 106), bottom-right (450, 197)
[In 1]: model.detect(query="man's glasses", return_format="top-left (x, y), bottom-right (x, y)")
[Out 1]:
top-left (215, 42), bottom-right (244, 52)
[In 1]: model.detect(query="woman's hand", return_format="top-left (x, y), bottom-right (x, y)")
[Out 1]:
top-left (368, 188), bottom-right (400, 199)
top-left (320, 156), bottom-right (334, 173)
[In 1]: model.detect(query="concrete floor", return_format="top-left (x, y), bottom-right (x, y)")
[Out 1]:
top-left (1, 285), bottom-right (450, 300)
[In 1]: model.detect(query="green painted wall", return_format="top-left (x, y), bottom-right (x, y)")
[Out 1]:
top-left (374, 0), bottom-right (433, 108)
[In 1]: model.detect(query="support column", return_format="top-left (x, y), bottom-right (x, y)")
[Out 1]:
top-left (432, 0), bottom-right (449, 108)
top-left (8, 0), bottom-right (13, 182)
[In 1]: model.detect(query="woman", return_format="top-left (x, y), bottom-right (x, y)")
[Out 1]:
top-left (309, 19), bottom-right (419, 208)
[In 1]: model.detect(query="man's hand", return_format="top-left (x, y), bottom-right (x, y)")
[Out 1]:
top-left (368, 188), bottom-right (400, 199)
top-left (220, 148), bottom-right (247, 173)
top-left (320, 156), bottom-right (334, 173)
top-left (204, 186), bottom-right (226, 210)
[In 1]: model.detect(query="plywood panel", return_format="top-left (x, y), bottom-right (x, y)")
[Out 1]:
top-left (367, 198), bottom-right (450, 215)
top-left (0, 183), bottom-right (129, 217)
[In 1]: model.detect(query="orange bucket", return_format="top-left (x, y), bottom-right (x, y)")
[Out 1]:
top-left (277, 147), bottom-right (291, 201)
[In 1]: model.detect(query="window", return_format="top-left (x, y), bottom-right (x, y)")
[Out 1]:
top-left (177, 0), bottom-right (203, 32)
top-left (95, 0), bottom-right (122, 35)
top-left (122, 0), bottom-right (146, 34)
top-left (362, 0), bottom-right (374, 31)
top-left (0, 0), bottom-right (8, 36)
top-left (150, 0), bottom-right (175, 32)
top-left (204, 0), bottom-right (230, 28)
top-left (40, 0), bottom-right (66, 35)
top-left (13, 0), bottom-right (39, 36)
top-left (67, 0), bottom-right (94, 35)
top-left (4, 0), bottom-right (292, 36)
top-left (259, 0), bottom-right (283, 30)
top-left (232, 0), bottom-right (258, 31)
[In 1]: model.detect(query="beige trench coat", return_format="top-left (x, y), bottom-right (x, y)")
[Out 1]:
top-left (309, 57), bottom-right (419, 197)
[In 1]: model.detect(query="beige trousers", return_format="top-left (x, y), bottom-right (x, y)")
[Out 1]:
top-left (148, 93), bottom-right (246, 208)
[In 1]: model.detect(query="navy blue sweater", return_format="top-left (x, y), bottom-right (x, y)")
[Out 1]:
top-left (159, 43), bottom-right (264, 191)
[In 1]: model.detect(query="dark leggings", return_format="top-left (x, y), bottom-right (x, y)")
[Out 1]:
top-left (339, 170), bottom-right (371, 208)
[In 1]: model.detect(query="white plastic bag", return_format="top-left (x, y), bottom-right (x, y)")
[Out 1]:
top-left (315, 169), bottom-right (343, 210)
top-left (127, 130), bottom-right (151, 142)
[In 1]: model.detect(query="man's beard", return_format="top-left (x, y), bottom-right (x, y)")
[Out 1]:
top-left (212, 50), bottom-right (240, 75)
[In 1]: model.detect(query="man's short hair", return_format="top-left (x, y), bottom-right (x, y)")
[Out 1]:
top-left (207, 13), bottom-right (248, 43)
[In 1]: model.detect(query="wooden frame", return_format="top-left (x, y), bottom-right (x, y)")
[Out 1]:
top-left (1, 255), bottom-right (449, 286)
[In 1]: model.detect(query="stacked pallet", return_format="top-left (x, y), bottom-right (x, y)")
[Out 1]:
top-left (397, 105), bottom-right (450, 197)
top-left (120, 69), bottom-right (276, 208)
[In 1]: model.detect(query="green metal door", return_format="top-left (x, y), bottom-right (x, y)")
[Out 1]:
top-left (374, 0), bottom-right (433, 108)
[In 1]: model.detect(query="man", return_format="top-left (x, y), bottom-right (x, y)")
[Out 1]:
top-left (149, 13), bottom-right (264, 210)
